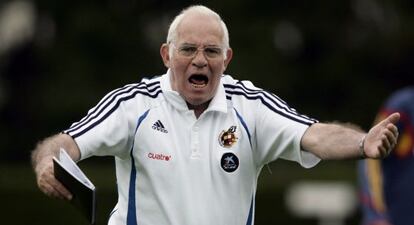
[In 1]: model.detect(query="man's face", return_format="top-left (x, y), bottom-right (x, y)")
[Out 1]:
top-left (161, 13), bottom-right (232, 107)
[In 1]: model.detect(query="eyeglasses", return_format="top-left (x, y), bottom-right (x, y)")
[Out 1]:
top-left (171, 43), bottom-right (224, 59)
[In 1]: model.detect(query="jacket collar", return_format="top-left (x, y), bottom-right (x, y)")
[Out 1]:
top-left (160, 69), bottom-right (228, 114)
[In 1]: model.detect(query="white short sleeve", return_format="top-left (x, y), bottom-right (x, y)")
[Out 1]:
top-left (253, 92), bottom-right (320, 168)
top-left (63, 87), bottom-right (144, 160)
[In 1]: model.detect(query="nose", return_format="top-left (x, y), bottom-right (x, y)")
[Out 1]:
top-left (191, 49), bottom-right (208, 68)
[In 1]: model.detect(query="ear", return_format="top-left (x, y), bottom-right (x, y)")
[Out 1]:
top-left (160, 43), bottom-right (171, 68)
top-left (223, 48), bottom-right (233, 71)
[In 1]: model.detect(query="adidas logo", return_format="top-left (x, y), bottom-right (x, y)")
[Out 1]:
top-left (152, 120), bottom-right (168, 133)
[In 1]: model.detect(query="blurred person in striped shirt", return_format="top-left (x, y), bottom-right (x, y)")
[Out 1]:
top-left (359, 87), bottom-right (414, 225)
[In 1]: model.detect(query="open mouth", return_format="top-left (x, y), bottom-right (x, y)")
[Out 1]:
top-left (188, 74), bottom-right (209, 88)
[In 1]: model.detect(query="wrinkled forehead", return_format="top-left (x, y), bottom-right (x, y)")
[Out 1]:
top-left (176, 13), bottom-right (224, 46)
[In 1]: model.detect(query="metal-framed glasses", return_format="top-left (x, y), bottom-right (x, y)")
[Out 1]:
top-left (171, 43), bottom-right (224, 59)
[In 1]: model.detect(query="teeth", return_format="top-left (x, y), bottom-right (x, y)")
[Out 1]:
top-left (191, 83), bottom-right (207, 88)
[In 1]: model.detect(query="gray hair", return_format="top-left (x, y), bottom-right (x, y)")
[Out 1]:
top-left (166, 5), bottom-right (230, 58)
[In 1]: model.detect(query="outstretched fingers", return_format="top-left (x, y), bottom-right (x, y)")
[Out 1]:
top-left (377, 116), bottom-right (399, 158)
top-left (387, 122), bottom-right (399, 139)
top-left (378, 134), bottom-right (392, 158)
top-left (366, 112), bottom-right (400, 159)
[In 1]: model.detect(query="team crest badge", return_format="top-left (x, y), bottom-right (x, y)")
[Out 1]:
top-left (218, 126), bottom-right (238, 148)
